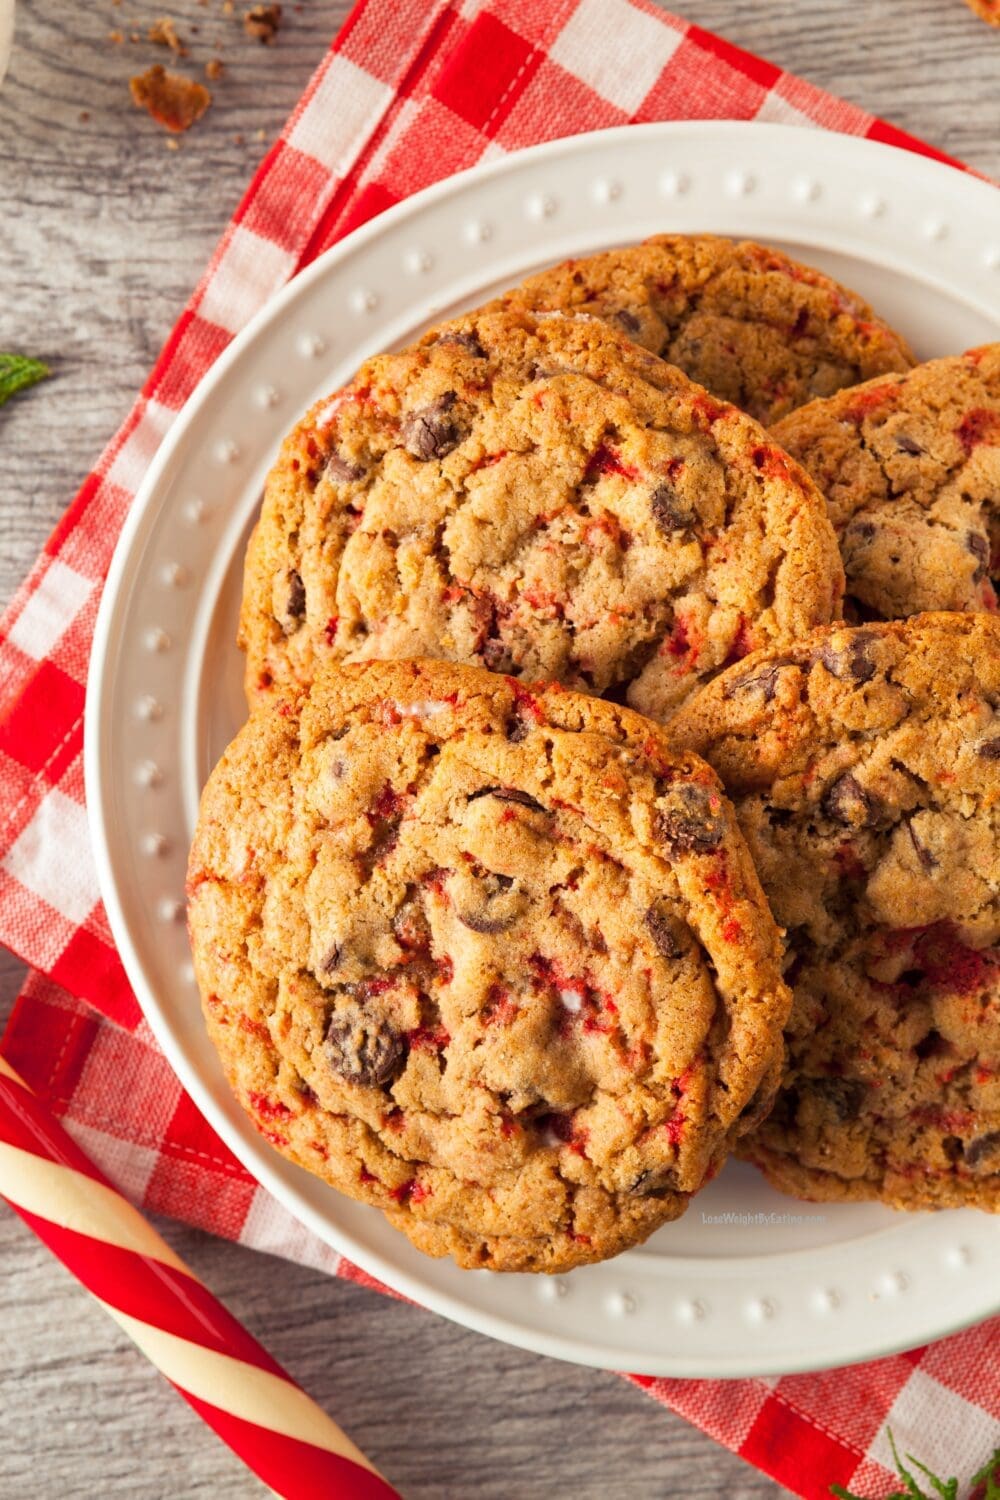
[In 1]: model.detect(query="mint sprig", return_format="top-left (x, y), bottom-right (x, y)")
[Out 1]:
top-left (831, 1431), bottom-right (1000, 1500)
top-left (0, 353), bottom-right (51, 408)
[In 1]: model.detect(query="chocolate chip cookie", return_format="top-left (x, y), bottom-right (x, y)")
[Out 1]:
top-left (773, 345), bottom-right (1000, 620)
top-left (188, 658), bottom-right (791, 1271)
top-left (240, 306), bottom-right (844, 724)
top-left (492, 235), bottom-right (915, 425)
top-left (670, 613), bottom-right (1000, 1212)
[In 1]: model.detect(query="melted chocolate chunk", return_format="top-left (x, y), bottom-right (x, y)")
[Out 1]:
top-left (821, 773), bottom-right (875, 829)
top-left (437, 330), bottom-right (487, 359)
top-left (968, 531), bottom-right (990, 582)
top-left (282, 570), bottom-right (306, 633)
top-left (325, 452), bottom-right (366, 483)
top-left (978, 736), bottom-right (1000, 760)
top-left (809, 1076), bottom-right (867, 1122)
top-left (905, 817), bottom-right (938, 871)
top-left (401, 391), bottom-right (463, 460)
top-left (722, 660), bottom-right (789, 703)
top-left (654, 782), bottom-right (725, 856)
top-left (324, 1001), bottom-right (406, 1089)
top-left (895, 433), bottom-right (923, 456)
top-left (644, 906), bottom-right (684, 960)
top-left (816, 631), bottom-right (876, 684)
top-left (320, 943), bottom-right (341, 974)
top-left (468, 786), bottom-right (546, 814)
top-left (612, 307), bottom-right (641, 336)
top-left (964, 1131), bottom-right (1000, 1169)
top-left (505, 711), bottom-right (531, 743)
top-left (629, 1167), bottom-right (675, 1199)
top-left (457, 871), bottom-right (519, 934)
top-left (649, 482), bottom-right (694, 537)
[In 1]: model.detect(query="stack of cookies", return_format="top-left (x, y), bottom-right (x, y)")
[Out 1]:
top-left (188, 234), bottom-right (1000, 1272)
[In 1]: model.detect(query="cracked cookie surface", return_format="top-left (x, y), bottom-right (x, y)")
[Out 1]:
top-left (773, 344), bottom-right (1000, 621)
top-left (188, 659), bottom-right (791, 1271)
top-left (239, 306), bottom-right (843, 723)
top-left (492, 234), bottom-right (914, 425)
top-left (670, 614), bottom-right (1000, 1212)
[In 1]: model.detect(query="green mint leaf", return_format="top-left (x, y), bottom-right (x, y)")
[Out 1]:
top-left (970, 1446), bottom-right (1000, 1500)
top-left (0, 353), bottom-right (51, 407)
top-left (903, 1453), bottom-right (957, 1500)
top-left (830, 1438), bottom-right (1000, 1500)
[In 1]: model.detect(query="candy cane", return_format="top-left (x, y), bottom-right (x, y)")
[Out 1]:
top-left (0, 1054), bottom-right (400, 1500)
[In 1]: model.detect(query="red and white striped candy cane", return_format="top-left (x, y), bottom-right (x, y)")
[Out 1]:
top-left (0, 1053), bottom-right (401, 1500)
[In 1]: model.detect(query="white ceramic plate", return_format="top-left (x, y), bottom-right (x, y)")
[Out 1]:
top-left (87, 122), bottom-right (1000, 1377)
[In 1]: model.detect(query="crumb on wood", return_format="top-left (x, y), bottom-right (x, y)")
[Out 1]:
top-left (205, 57), bottom-right (224, 79)
top-left (243, 4), bottom-right (281, 43)
top-left (254, 126), bottom-right (265, 141)
top-left (165, 137), bottom-right (180, 150)
top-left (149, 17), bottom-right (188, 56)
top-left (222, 0), bottom-right (234, 13)
top-left (130, 31), bottom-right (141, 41)
top-left (130, 65), bottom-right (212, 133)
top-left (108, 29), bottom-right (124, 43)
top-left (232, 131), bottom-right (245, 145)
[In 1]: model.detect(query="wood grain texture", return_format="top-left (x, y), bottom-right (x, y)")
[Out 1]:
top-left (0, 1), bottom-right (996, 1494)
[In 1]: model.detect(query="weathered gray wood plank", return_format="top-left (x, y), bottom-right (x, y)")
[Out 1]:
top-left (1, 1), bottom-right (997, 1493)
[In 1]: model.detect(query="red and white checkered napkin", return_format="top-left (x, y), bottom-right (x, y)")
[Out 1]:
top-left (0, 1), bottom-right (996, 1493)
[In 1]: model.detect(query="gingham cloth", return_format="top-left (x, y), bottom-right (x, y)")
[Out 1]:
top-left (0, 2), bottom-right (996, 1494)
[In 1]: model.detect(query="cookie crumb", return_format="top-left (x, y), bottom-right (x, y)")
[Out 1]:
top-left (243, 4), bottom-right (281, 43)
top-left (108, 28), bottom-right (125, 43)
top-left (148, 17), bottom-right (188, 55)
top-left (165, 137), bottom-right (180, 151)
top-left (205, 57), bottom-right (224, 79)
top-left (130, 65), bottom-right (212, 133)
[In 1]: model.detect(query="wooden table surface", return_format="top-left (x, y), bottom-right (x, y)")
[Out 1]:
top-left (1, 2), bottom-right (997, 1495)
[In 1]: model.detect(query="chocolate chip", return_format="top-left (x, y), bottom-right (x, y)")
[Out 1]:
top-left (722, 660), bottom-right (788, 703)
top-left (325, 1001), bottom-right (406, 1089)
top-left (468, 786), bottom-right (546, 814)
top-left (817, 631), bottom-right (876, 684)
top-left (737, 1081), bottom-right (773, 1131)
top-left (437, 330), bottom-right (487, 359)
top-left (612, 307), bottom-right (641, 335)
top-left (649, 482), bottom-right (694, 538)
top-left (644, 906), bottom-right (684, 959)
top-left (895, 434), bottom-right (923, 455)
top-left (401, 391), bottom-right (463, 460)
top-left (392, 890), bottom-right (431, 953)
top-left (505, 711), bottom-right (530, 743)
top-left (654, 782), bottom-right (725, 856)
top-left (964, 1131), bottom-right (1000, 1169)
top-left (978, 736), bottom-right (1000, 760)
top-left (629, 1168), bottom-right (674, 1199)
top-left (968, 531), bottom-right (989, 582)
top-left (284, 569), bottom-right (305, 629)
top-left (821, 773), bottom-right (875, 829)
top-left (457, 872), bottom-right (519, 934)
top-left (481, 637), bottom-right (514, 672)
top-left (810, 1076), bottom-right (867, 1122)
top-left (915, 1028), bottom-right (951, 1061)
top-left (905, 816), bottom-right (938, 871)
top-left (320, 943), bottom-right (341, 974)
top-left (845, 520), bottom-right (877, 544)
top-left (325, 452), bottom-right (365, 483)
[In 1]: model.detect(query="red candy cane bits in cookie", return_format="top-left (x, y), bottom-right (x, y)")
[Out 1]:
top-left (670, 613), bottom-right (1000, 1211)
top-left (189, 659), bottom-right (791, 1272)
top-left (239, 305), bottom-right (843, 724)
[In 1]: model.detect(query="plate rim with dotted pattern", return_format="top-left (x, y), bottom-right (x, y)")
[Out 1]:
top-left (86, 122), bottom-right (1000, 1377)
